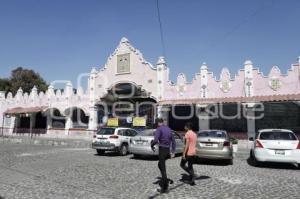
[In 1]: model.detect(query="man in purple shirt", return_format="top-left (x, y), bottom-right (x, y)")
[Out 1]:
top-left (151, 118), bottom-right (176, 193)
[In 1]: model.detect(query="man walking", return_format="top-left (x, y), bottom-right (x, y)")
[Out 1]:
top-left (151, 118), bottom-right (176, 193)
top-left (180, 122), bottom-right (197, 186)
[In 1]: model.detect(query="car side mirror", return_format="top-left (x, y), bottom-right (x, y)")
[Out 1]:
top-left (249, 137), bottom-right (254, 141)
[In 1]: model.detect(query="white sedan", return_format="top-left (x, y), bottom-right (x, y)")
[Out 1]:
top-left (249, 129), bottom-right (300, 168)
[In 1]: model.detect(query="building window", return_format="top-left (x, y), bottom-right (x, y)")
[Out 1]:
top-left (270, 78), bottom-right (281, 90)
top-left (220, 81), bottom-right (231, 93)
top-left (117, 53), bottom-right (130, 73)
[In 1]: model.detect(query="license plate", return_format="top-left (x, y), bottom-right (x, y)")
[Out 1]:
top-left (136, 141), bottom-right (147, 145)
top-left (99, 141), bottom-right (110, 145)
top-left (275, 150), bottom-right (285, 155)
top-left (206, 143), bottom-right (213, 147)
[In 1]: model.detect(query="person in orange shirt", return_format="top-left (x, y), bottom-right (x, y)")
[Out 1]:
top-left (180, 122), bottom-right (197, 186)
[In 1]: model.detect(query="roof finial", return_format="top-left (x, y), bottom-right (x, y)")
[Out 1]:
top-left (17, 87), bottom-right (23, 93)
top-left (244, 60), bottom-right (253, 65)
top-left (201, 62), bottom-right (208, 70)
top-left (91, 67), bottom-right (97, 74)
top-left (120, 37), bottom-right (129, 44)
top-left (157, 56), bottom-right (166, 65)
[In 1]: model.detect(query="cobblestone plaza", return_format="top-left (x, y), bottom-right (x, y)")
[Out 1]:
top-left (0, 141), bottom-right (299, 199)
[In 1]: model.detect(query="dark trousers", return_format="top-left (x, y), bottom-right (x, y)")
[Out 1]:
top-left (180, 155), bottom-right (195, 182)
top-left (158, 146), bottom-right (170, 190)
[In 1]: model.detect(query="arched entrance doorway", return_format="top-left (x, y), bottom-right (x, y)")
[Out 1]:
top-left (64, 107), bottom-right (89, 129)
top-left (97, 82), bottom-right (157, 128)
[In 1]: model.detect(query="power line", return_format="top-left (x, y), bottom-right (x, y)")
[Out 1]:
top-left (156, 0), bottom-right (167, 59)
top-left (199, 0), bottom-right (276, 56)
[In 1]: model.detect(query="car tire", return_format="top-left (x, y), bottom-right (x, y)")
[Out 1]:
top-left (250, 151), bottom-right (260, 167)
top-left (119, 144), bottom-right (128, 156)
top-left (97, 149), bottom-right (105, 155)
top-left (228, 159), bottom-right (233, 165)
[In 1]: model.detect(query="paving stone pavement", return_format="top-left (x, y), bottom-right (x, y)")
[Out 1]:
top-left (0, 142), bottom-right (299, 199)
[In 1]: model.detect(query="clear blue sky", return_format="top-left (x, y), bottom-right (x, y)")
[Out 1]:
top-left (0, 0), bottom-right (299, 89)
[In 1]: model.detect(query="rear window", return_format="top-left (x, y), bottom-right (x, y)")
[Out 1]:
top-left (97, 128), bottom-right (115, 135)
top-left (140, 129), bottom-right (155, 136)
top-left (198, 131), bottom-right (227, 138)
top-left (259, 131), bottom-right (297, 140)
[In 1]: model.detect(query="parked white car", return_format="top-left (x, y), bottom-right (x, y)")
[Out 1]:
top-left (249, 129), bottom-right (300, 167)
top-left (92, 127), bottom-right (139, 156)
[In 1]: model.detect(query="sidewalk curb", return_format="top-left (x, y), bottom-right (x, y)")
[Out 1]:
top-left (1, 136), bottom-right (92, 148)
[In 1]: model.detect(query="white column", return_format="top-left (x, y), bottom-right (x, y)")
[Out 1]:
top-left (88, 67), bottom-right (98, 131)
top-left (47, 115), bottom-right (52, 129)
top-left (156, 57), bottom-right (166, 101)
top-left (88, 106), bottom-right (98, 130)
top-left (244, 103), bottom-right (256, 138)
top-left (244, 60), bottom-right (254, 97)
top-left (200, 63), bottom-right (208, 98)
top-left (157, 105), bottom-right (170, 125)
top-left (197, 104), bottom-right (210, 130)
top-left (30, 113), bottom-right (36, 136)
top-left (10, 116), bottom-right (16, 134)
top-left (157, 105), bottom-right (163, 118)
top-left (65, 117), bottom-right (73, 135)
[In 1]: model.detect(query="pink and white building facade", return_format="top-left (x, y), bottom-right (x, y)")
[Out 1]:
top-left (1, 38), bottom-right (300, 138)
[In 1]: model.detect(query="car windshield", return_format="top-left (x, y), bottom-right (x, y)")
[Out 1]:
top-left (97, 128), bottom-right (115, 135)
top-left (140, 129), bottom-right (155, 136)
top-left (198, 131), bottom-right (227, 138)
top-left (259, 131), bottom-right (297, 140)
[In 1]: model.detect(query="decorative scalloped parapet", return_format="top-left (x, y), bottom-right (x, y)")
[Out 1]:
top-left (102, 37), bottom-right (155, 71)
top-left (0, 91), bottom-right (5, 101)
top-left (156, 56), bottom-right (167, 100)
top-left (30, 86), bottom-right (38, 99)
top-left (220, 67), bottom-right (232, 93)
top-left (244, 60), bottom-right (254, 97)
top-left (94, 37), bottom-right (163, 101)
top-left (0, 83), bottom-right (90, 117)
top-left (268, 66), bottom-right (282, 91)
top-left (200, 62), bottom-right (208, 98)
top-left (176, 73), bottom-right (187, 96)
top-left (16, 88), bottom-right (23, 100)
top-left (269, 66), bottom-right (281, 77)
top-left (47, 85), bottom-right (55, 97)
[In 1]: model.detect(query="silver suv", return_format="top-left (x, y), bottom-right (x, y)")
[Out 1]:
top-left (92, 127), bottom-right (139, 156)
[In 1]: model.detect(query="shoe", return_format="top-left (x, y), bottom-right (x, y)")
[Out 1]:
top-left (190, 181), bottom-right (196, 186)
top-left (157, 188), bottom-right (168, 194)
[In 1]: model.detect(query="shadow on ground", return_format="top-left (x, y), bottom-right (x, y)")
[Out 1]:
top-left (194, 157), bottom-right (232, 166)
top-left (148, 174), bottom-right (210, 199)
top-left (94, 151), bottom-right (124, 157)
top-left (130, 155), bottom-right (158, 161)
top-left (129, 153), bottom-right (182, 161)
top-left (247, 157), bottom-right (299, 170)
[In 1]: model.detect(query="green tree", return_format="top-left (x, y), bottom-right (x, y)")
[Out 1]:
top-left (9, 67), bottom-right (48, 95)
top-left (0, 78), bottom-right (11, 94)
